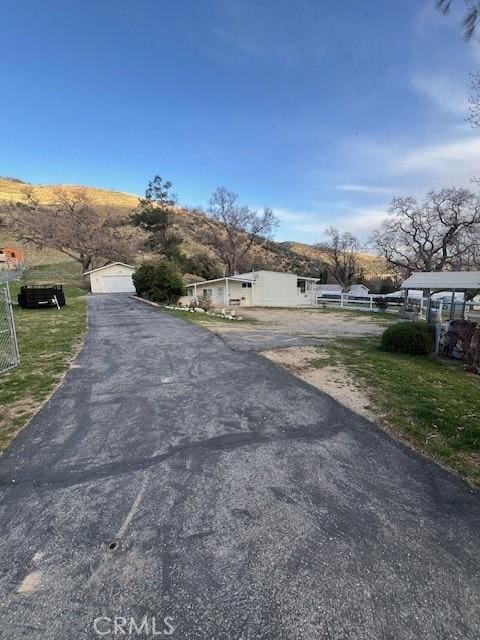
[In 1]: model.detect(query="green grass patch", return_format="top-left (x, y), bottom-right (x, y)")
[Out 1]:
top-left (309, 337), bottom-right (480, 486)
top-left (0, 266), bottom-right (87, 452)
top-left (20, 260), bottom-right (85, 287)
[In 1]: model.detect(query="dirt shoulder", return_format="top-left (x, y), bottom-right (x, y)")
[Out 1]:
top-left (203, 306), bottom-right (392, 337)
top-left (261, 346), bottom-right (378, 422)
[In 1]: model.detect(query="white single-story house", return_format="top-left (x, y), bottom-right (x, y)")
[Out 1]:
top-left (348, 283), bottom-right (370, 297)
top-left (84, 262), bottom-right (136, 294)
top-left (315, 283), bottom-right (370, 299)
top-left (184, 270), bottom-right (320, 307)
top-left (316, 284), bottom-right (342, 294)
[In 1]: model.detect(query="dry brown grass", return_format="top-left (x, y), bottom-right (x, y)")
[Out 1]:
top-left (0, 177), bottom-right (137, 216)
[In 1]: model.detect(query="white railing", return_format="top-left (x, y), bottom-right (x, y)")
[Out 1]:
top-left (314, 293), bottom-right (401, 310)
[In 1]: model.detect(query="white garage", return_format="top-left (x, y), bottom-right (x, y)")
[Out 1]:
top-left (84, 262), bottom-right (136, 294)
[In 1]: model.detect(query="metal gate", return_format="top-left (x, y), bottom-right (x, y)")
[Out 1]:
top-left (0, 283), bottom-right (20, 374)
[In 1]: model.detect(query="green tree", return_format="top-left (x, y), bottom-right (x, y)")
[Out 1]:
top-left (130, 175), bottom-right (184, 262)
top-left (132, 261), bottom-right (185, 304)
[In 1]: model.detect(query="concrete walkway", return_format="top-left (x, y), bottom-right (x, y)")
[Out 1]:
top-left (0, 295), bottom-right (479, 639)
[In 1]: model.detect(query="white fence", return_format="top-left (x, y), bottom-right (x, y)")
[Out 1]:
top-left (314, 292), bottom-right (402, 311)
top-left (0, 283), bottom-right (20, 374)
top-left (315, 290), bottom-right (480, 321)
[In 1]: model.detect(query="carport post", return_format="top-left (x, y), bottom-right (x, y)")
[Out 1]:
top-left (225, 279), bottom-right (229, 306)
top-left (425, 289), bottom-right (432, 322)
top-left (449, 289), bottom-right (456, 321)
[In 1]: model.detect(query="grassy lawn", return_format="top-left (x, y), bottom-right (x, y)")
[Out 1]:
top-left (0, 263), bottom-right (87, 452)
top-left (309, 338), bottom-right (480, 486)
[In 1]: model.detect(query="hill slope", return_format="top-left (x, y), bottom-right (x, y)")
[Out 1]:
top-left (0, 177), bottom-right (387, 279)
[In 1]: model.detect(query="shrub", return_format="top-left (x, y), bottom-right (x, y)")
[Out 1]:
top-left (197, 294), bottom-right (212, 311)
top-left (381, 322), bottom-right (434, 356)
top-left (133, 261), bottom-right (185, 304)
top-left (375, 297), bottom-right (389, 311)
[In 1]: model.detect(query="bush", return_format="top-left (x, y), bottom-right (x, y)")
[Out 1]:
top-left (133, 261), bottom-right (185, 304)
top-left (375, 297), bottom-right (389, 311)
top-left (197, 294), bottom-right (212, 311)
top-left (381, 322), bottom-right (434, 356)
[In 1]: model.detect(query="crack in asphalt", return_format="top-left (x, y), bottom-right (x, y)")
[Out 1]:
top-left (0, 422), bottom-right (343, 498)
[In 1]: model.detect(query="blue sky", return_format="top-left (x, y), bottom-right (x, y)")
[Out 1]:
top-left (1, 0), bottom-right (480, 242)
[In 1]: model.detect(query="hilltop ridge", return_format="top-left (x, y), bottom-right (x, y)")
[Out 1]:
top-left (0, 177), bottom-right (388, 279)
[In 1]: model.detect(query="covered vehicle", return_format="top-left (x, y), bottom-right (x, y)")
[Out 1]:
top-left (17, 284), bottom-right (66, 309)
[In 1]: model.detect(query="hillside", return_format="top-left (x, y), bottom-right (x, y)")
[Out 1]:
top-left (282, 241), bottom-right (389, 277)
top-left (0, 176), bottom-right (137, 217)
top-left (0, 177), bottom-right (388, 280)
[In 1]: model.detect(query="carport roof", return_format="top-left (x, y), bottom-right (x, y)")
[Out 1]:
top-left (83, 262), bottom-right (135, 275)
top-left (402, 271), bottom-right (480, 291)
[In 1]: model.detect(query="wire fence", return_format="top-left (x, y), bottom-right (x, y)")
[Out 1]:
top-left (0, 283), bottom-right (20, 374)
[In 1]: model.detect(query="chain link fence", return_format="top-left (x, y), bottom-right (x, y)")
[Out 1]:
top-left (0, 283), bottom-right (20, 374)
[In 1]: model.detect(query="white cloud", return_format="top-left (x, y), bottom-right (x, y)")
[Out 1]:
top-left (391, 136), bottom-right (480, 185)
top-left (411, 72), bottom-right (469, 116)
top-left (273, 206), bottom-right (388, 242)
top-left (335, 208), bottom-right (388, 236)
top-left (336, 184), bottom-right (396, 196)
top-left (338, 131), bottom-right (480, 192)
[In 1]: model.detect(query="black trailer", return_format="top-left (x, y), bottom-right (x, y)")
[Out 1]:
top-left (17, 284), bottom-right (66, 309)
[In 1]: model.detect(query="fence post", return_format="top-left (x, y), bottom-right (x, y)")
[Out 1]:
top-left (340, 293), bottom-right (344, 308)
top-left (5, 283), bottom-right (20, 365)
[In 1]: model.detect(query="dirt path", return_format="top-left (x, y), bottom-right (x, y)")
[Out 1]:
top-left (261, 345), bottom-right (378, 421)
top-left (205, 307), bottom-right (391, 337)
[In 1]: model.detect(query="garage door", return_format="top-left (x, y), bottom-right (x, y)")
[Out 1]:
top-left (102, 275), bottom-right (135, 293)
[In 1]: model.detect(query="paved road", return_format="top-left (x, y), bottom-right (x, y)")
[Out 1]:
top-left (0, 295), bottom-right (479, 639)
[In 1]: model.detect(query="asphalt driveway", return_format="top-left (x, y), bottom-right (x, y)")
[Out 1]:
top-left (0, 295), bottom-right (479, 639)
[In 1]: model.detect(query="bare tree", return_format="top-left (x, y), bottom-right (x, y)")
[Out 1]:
top-left (5, 186), bottom-right (134, 273)
top-left (321, 226), bottom-right (360, 289)
top-left (436, 1), bottom-right (480, 40)
top-left (203, 187), bottom-right (278, 275)
top-left (371, 188), bottom-right (480, 275)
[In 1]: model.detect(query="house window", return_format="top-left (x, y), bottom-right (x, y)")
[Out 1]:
top-left (242, 282), bottom-right (252, 288)
top-left (298, 280), bottom-right (306, 293)
top-left (203, 288), bottom-right (213, 298)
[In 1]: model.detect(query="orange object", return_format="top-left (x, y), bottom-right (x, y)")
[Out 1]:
top-left (0, 246), bottom-right (24, 266)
